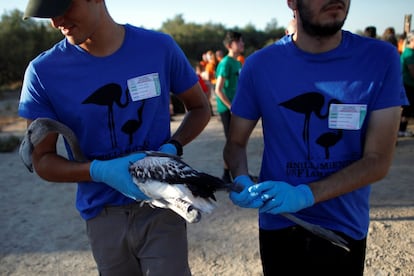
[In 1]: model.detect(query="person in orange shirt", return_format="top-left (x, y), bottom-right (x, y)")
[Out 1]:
top-left (204, 50), bottom-right (217, 85)
top-left (199, 52), bottom-right (208, 71)
top-left (202, 50), bottom-right (217, 115)
top-left (398, 33), bottom-right (406, 54)
top-left (237, 54), bottom-right (245, 65)
top-left (195, 64), bottom-right (209, 95)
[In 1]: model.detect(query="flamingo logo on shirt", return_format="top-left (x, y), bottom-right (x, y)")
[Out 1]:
top-left (279, 92), bottom-right (342, 160)
top-left (82, 83), bottom-right (146, 149)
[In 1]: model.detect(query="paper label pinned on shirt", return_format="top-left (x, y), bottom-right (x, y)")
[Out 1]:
top-left (127, 73), bottom-right (161, 101)
top-left (329, 104), bottom-right (367, 130)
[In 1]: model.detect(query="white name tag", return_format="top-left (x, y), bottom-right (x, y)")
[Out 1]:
top-left (329, 104), bottom-right (367, 130)
top-left (127, 73), bottom-right (161, 101)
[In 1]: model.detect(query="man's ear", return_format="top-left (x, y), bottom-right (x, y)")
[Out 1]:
top-left (287, 0), bottom-right (297, 10)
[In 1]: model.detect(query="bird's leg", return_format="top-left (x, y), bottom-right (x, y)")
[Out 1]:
top-left (281, 213), bottom-right (350, 252)
top-left (156, 198), bottom-right (201, 223)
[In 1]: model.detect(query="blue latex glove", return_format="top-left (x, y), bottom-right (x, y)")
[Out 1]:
top-left (90, 153), bottom-right (149, 201)
top-left (158, 143), bottom-right (177, 155)
top-left (249, 181), bottom-right (314, 214)
top-left (229, 175), bottom-right (263, 208)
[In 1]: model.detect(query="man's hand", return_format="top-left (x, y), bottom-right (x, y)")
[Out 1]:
top-left (249, 181), bottom-right (314, 214)
top-left (90, 153), bottom-right (149, 200)
top-left (158, 143), bottom-right (178, 155)
top-left (229, 175), bottom-right (263, 208)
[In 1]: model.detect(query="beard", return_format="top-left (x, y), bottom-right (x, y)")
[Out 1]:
top-left (297, 0), bottom-right (348, 37)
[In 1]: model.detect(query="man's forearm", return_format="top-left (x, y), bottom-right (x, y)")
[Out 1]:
top-left (310, 153), bottom-right (393, 203)
top-left (172, 107), bottom-right (210, 146)
top-left (34, 153), bottom-right (92, 183)
top-left (223, 142), bottom-right (249, 178)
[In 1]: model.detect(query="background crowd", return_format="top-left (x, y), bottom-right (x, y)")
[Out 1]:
top-left (192, 23), bottom-right (414, 145)
top-left (363, 25), bottom-right (414, 138)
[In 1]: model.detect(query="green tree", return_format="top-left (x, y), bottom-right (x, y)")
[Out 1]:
top-left (0, 10), bottom-right (288, 85)
top-left (160, 14), bottom-right (226, 65)
top-left (160, 14), bottom-right (285, 64)
top-left (0, 9), bottom-right (62, 86)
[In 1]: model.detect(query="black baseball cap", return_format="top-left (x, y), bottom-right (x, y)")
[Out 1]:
top-left (23, 0), bottom-right (72, 19)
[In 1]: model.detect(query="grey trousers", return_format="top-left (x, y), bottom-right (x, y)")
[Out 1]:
top-left (86, 202), bottom-right (191, 276)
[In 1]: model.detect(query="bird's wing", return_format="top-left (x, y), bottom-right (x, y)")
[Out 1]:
top-left (129, 155), bottom-right (226, 200)
top-left (136, 179), bottom-right (189, 200)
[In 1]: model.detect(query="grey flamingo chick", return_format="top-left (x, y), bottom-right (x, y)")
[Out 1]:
top-left (19, 118), bottom-right (349, 251)
top-left (18, 118), bottom-right (229, 223)
top-left (129, 151), bottom-right (231, 223)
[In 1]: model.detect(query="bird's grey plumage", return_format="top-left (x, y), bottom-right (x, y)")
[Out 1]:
top-left (19, 118), bottom-right (349, 251)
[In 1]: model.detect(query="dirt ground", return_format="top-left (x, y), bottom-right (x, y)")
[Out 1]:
top-left (0, 89), bottom-right (413, 275)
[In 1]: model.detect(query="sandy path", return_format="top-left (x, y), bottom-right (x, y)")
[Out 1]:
top-left (0, 109), bottom-right (413, 275)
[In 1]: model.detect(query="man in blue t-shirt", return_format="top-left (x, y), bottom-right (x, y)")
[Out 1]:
top-left (19, 0), bottom-right (211, 275)
top-left (224, 1), bottom-right (408, 275)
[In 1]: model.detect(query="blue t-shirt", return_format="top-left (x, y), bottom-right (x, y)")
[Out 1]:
top-left (232, 31), bottom-right (408, 239)
top-left (19, 25), bottom-right (198, 220)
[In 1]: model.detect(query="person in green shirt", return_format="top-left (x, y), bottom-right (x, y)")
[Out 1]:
top-left (215, 31), bottom-right (244, 182)
top-left (399, 31), bottom-right (414, 137)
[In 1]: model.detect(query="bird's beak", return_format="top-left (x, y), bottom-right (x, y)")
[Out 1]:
top-left (19, 136), bottom-right (34, 173)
